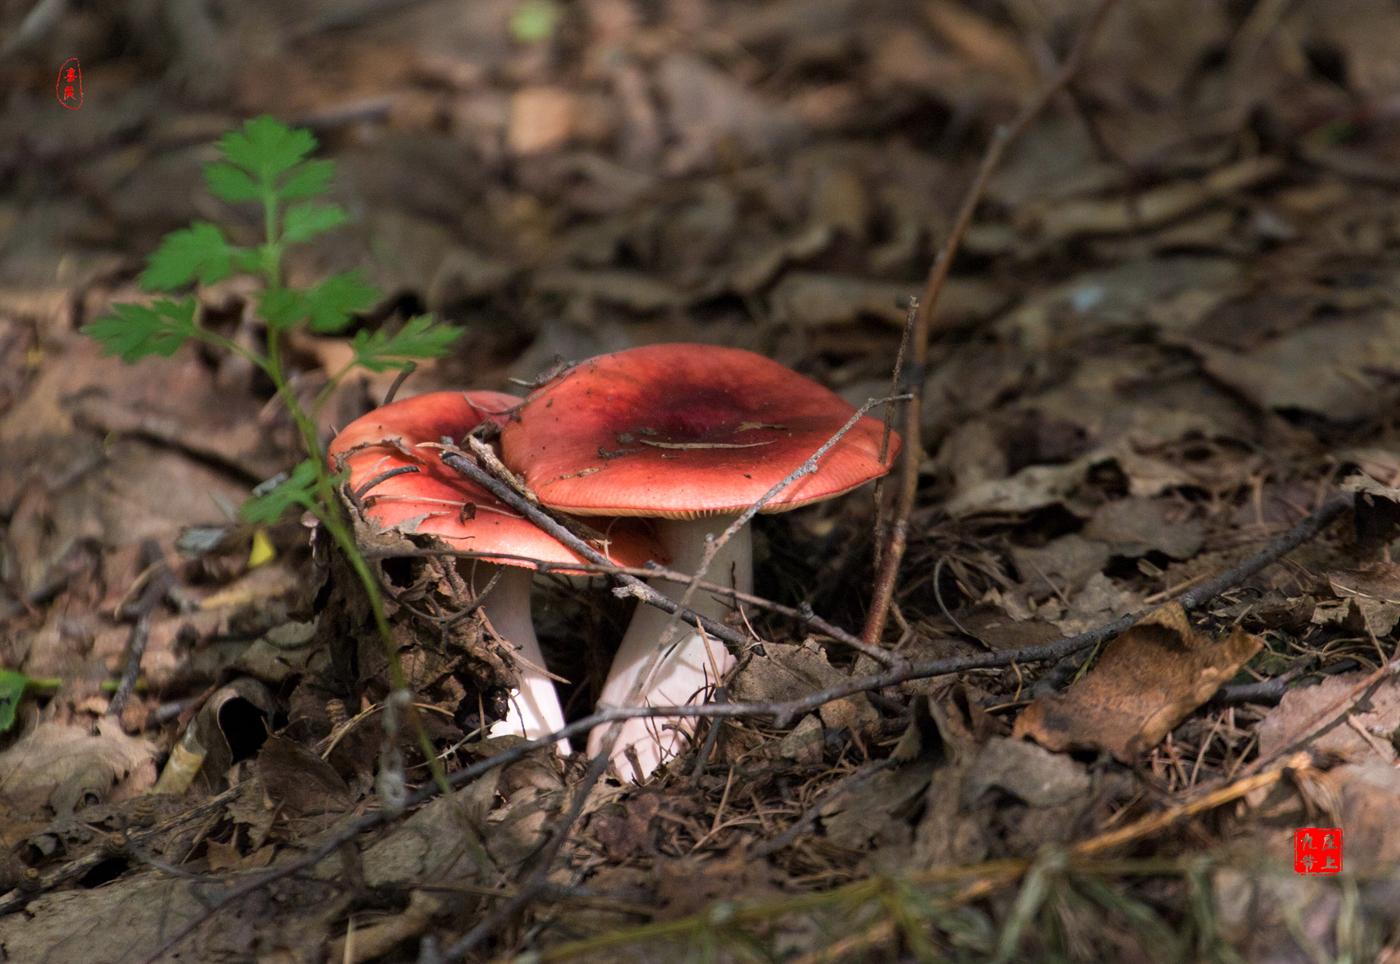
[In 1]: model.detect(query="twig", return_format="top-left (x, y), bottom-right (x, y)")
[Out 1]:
top-left (862, 0), bottom-right (1121, 645)
top-left (382, 361), bottom-right (416, 406)
top-left (107, 540), bottom-right (171, 718)
top-left (353, 464), bottom-right (420, 503)
top-left (870, 298), bottom-right (917, 574)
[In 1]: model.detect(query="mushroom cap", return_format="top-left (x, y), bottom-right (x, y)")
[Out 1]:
top-left (327, 390), bottom-right (665, 569)
top-left (500, 344), bottom-right (901, 517)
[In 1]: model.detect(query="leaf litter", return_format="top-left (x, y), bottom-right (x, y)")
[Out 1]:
top-left (3, 0), bottom-right (1400, 960)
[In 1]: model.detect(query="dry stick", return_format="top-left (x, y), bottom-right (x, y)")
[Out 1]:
top-left (87, 493), bottom-right (1346, 957)
top-left (862, 0), bottom-right (1121, 646)
top-left (869, 297), bottom-right (917, 575)
top-left (381, 360), bottom-right (416, 406)
top-left (107, 539), bottom-right (171, 718)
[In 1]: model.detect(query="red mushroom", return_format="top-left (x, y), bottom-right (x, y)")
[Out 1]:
top-left (328, 389), bottom-right (666, 748)
top-left (500, 344), bottom-right (900, 778)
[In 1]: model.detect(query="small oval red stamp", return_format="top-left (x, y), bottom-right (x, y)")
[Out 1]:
top-left (57, 58), bottom-right (83, 111)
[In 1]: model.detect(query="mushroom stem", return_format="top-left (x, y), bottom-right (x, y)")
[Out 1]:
top-left (588, 517), bottom-right (749, 777)
top-left (477, 564), bottom-right (571, 751)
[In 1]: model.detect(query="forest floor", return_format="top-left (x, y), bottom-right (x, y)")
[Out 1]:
top-left (3, 0), bottom-right (1400, 960)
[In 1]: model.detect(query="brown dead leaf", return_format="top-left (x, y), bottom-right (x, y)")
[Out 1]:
top-left (592, 792), bottom-right (662, 861)
top-left (657, 53), bottom-right (801, 174)
top-left (533, 267), bottom-right (681, 312)
top-left (819, 764), bottom-right (932, 851)
top-left (1012, 534), bottom-right (1112, 597)
top-left (997, 256), bottom-right (1241, 351)
top-left (1013, 603), bottom-right (1261, 762)
top-left (257, 734), bottom-right (353, 820)
top-left (1192, 310), bottom-right (1400, 420)
top-left (508, 86), bottom-right (577, 156)
top-left (732, 641), bottom-right (877, 736)
top-left (1257, 672), bottom-right (1400, 765)
top-left (0, 720), bottom-right (156, 817)
top-left (961, 737), bottom-right (1091, 808)
top-left (653, 851), bottom-right (779, 920)
top-left (1084, 497), bottom-right (1205, 561)
top-left (0, 876), bottom-right (236, 963)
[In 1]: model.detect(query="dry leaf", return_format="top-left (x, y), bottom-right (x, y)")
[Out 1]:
top-left (0, 720), bottom-right (156, 817)
top-left (1013, 603), bottom-right (1261, 762)
top-left (256, 734), bottom-right (353, 820)
top-left (1256, 672), bottom-right (1400, 765)
top-left (960, 737), bottom-right (1091, 808)
top-left (1083, 497), bottom-right (1204, 560)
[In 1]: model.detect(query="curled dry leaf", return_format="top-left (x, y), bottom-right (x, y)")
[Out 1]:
top-left (1013, 603), bottom-right (1261, 763)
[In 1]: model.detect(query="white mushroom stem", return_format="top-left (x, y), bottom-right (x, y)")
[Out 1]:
top-left (588, 517), bottom-right (749, 779)
top-left (477, 564), bottom-right (571, 752)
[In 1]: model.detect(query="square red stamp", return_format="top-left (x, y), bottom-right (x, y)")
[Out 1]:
top-left (1294, 827), bottom-right (1342, 874)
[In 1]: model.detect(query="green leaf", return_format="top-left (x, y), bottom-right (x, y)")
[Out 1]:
top-left (282, 201), bottom-right (348, 244)
top-left (258, 287), bottom-right (307, 332)
top-left (0, 670), bottom-right (29, 733)
top-left (204, 162), bottom-right (263, 203)
top-left (276, 159), bottom-right (335, 201)
top-left (352, 315), bottom-right (464, 372)
top-left (511, 0), bottom-right (560, 43)
top-left (83, 298), bottom-right (199, 361)
top-left (140, 223), bottom-right (234, 291)
top-left (232, 248), bottom-right (265, 274)
top-left (304, 271), bottom-right (378, 333)
top-left (241, 459), bottom-right (321, 525)
top-left (220, 115), bottom-right (318, 182)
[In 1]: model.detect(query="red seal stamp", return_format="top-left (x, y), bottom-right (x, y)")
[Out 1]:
top-left (57, 58), bottom-right (83, 111)
top-left (1294, 827), bottom-right (1342, 875)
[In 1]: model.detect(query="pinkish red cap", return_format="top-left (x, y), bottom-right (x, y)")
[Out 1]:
top-left (500, 345), bottom-right (900, 517)
top-left (328, 390), bottom-right (664, 568)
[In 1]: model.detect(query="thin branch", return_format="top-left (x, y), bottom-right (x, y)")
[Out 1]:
top-left (352, 464), bottom-right (420, 503)
top-left (382, 361), bottom-right (416, 406)
top-left (106, 540), bottom-right (171, 718)
top-left (863, 0), bottom-right (1121, 645)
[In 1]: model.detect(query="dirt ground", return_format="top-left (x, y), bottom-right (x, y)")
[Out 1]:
top-left (3, 0), bottom-right (1400, 960)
